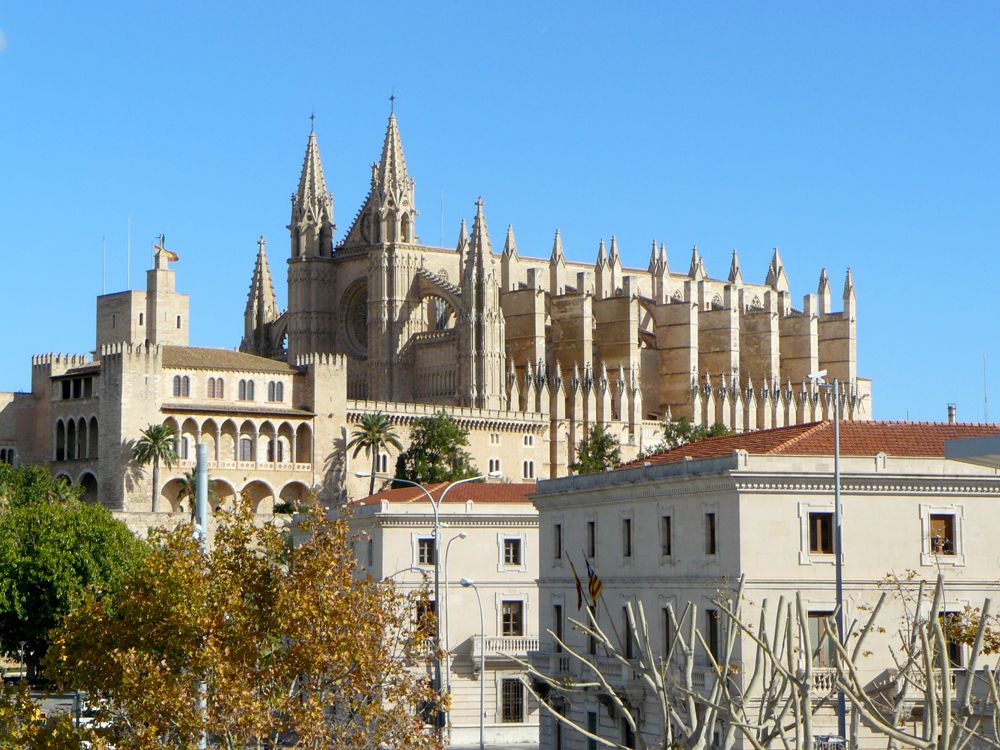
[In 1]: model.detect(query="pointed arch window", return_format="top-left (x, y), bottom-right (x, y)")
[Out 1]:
top-left (182, 376), bottom-right (190, 397)
top-left (173, 375), bottom-right (182, 397)
top-left (239, 379), bottom-right (255, 401)
top-left (268, 382), bottom-right (276, 402)
top-left (276, 382), bottom-right (284, 402)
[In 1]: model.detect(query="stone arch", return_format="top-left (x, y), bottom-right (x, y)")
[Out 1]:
top-left (77, 417), bottom-right (87, 460)
top-left (201, 418), bottom-right (219, 461)
top-left (277, 422), bottom-right (295, 465)
top-left (400, 212), bottom-right (411, 243)
top-left (78, 471), bottom-right (98, 503)
top-left (88, 417), bottom-right (99, 459)
top-left (295, 423), bottom-right (312, 464)
top-left (279, 480), bottom-right (312, 508)
top-left (159, 477), bottom-right (187, 514)
top-left (238, 420), bottom-right (257, 462)
top-left (259, 420), bottom-right (277, 463)
top-left (241, 479), bottom-right (275, 514)
top-left (339, 280), bottom-right (369, 359)
top-left (220, 419), bottom-right (238, 462)
top-left (55, 419), bottom-right (65, 461)
top-left (209, 477), bottom-right (237, 512)
top-left (54, 473), bottom-right (72, 487)
top-left (180, 417), bottom-right (199, 460)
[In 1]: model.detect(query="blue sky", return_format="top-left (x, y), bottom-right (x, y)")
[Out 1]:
top-left (1, 2), bottom-right (998, 421)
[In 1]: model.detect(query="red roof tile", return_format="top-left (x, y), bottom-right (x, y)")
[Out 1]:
top-left (619, 421), bottom-right (1000, 469)
top-left (354, 482), bottom-right (537, 506)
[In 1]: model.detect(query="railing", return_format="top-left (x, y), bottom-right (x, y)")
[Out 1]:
top-left (812, 668), bottom-right (837, 692)
top-left (472, 635), bottom-right (540, 659)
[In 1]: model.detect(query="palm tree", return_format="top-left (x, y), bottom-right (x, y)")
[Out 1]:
top-left (346, 412), bottom-right (403, 496)
top-left (132, 423), bottom-right (178, 512)
top-left (176, 469), bottom-right (217, 519)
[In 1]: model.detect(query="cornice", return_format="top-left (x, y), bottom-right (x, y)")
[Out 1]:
top-left (732, 472), bottom-right (1000, 497)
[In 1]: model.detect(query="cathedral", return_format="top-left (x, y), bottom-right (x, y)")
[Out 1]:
top-left (0, 112), bottom-right (870, 522)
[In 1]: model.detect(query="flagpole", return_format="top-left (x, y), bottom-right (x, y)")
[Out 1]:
top-left (101, 236), bottom-right (106, 295)
top-left (127, 214), bottom-right (132, 290)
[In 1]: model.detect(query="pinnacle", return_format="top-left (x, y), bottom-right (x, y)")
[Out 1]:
top-left (648, 240), bottom-right (658, 273)
top-left (550, 229), bottom-right (565, 264)
top-left (843, 267), bottom-right (855, 296)
top-left (609, 235), bottom-right (621, 264)
top-left (728, 248), bottom-right (743, 284)
top-left (295, 129), bottom-right (331, 209)
top-left (456, 218), bottom-right (468, 249)
top-left (377, 112), bottom-right (410, 196)
top-left (596, 238), bottom-right (608, 267)
top-left (503, 224), bottom-right (518, 258)
top-left (471, 199), bottom-right (491, 257)
top-left (658, 243), bottom-right (668, 272)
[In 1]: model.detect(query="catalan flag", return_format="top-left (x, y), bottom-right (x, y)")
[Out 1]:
top-left (154, 245), bottom-right (179, 262)
top-left (568, 557), bottom-right (585, 611)
top-left (586, 558), bottom-right (603, 602)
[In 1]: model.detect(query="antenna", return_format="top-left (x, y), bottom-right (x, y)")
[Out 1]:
top-left (127, 213), bottom-right (132, 290)
top-left (101, 236), bottom-right (106, 294)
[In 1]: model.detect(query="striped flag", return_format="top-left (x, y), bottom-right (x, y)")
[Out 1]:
top-left (154, 245), bottom-right (179, 262)
top-left (568, 556), bottom-right (585, 611)
top-left (586, 558), bottom-right (603, 602)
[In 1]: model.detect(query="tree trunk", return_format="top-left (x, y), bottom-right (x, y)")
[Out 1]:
top-left (369, 449), bottom-right (378, 496)
top-left (152, 458), bottom-right (159, 512)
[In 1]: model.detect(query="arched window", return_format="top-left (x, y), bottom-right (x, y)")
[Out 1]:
top-left (400, 213), bottom-right (411, 243)
top-left (182, 376), bottom-right (190, 397)
top-left (55, 420), bottom-right (65, 461)
top-left (239, 437), bottom-right (254, 462)
top-left (239, 380), bottom-right (247, 400)
top-left (176, 315), bottom-right (182, 329)
top-left (523, 460), bottom-right (534, 479)
top-left (276, 382), bottom-right (284, 402)
top-left (268, 382), bottom-right (276, 402)
top-left (246, 380), bottom-right (254, 401)
top-left (207, 378), bottom-right (216, 399)
top-left (173, 375), bottom-right (182, 397)
top-left (267, 439), bottom-right (284, 463)
top-left (378, 453), bottom-right (388, 473)
top-left (216, 379), bottom-right (223, 399)
top-left (139, 312), bottom-right (144, 326)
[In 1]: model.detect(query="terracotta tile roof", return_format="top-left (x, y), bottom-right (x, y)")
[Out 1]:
top-left (354, 481), bottom-right (537, 506)
top-left (620, 421), bottom-right (1000, 468)
top-left (162, 346), bottom-right (297, 374)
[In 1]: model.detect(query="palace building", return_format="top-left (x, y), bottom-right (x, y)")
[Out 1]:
top-left (0, 112), bottom-right (871, 524)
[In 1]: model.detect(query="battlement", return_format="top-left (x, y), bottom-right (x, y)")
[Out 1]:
top-left (98, 341), bottom-right (164, 362)
top-left (31, 353), bottom-right (92, 370)
top-left (294, 352), bottom-right (348, 369)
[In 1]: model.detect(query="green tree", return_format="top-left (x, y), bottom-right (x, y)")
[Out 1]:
top-left (0, 463), bottom-right (80, 507)
top-left (45, 502), bottom-right (441, 750)
top-left (0, 467), bottom-right (145, 678)
top-left (347, 412), bottom-right (404, 496)
top-left (394, 412), bottom-right (478, 486)
top-left (570, 424), bottom-right (622, 475)
top-left (131, 423), bottom-right (178, 512)
top-left (661, 417), bottom-right (733, 449)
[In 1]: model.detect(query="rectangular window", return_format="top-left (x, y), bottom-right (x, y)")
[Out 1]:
top-left (807, 611), bottom-right (835, 666)
top-left (587, 711), bottom-right (599, 750)
top-left (417, 537), bottom-right (435, 565)
top-left (553, 604), bottom-right (563, 652)
top-left (554, 523), bottom-right (563, 559)
top-left (939, 612), bottom-right (964, 667)
top-left (809, 512), bottom-right (834, 554)
top-left (523, 460), bottom-right (534, 479)
top-left (415, 599), bottom-right (436, 629)
top-left (930, 513), bottom-right (956, 555)
top-left (504, 538), bottom-right (522, 566)
top-left (502, 600), bottom-right (524, 637)
top-left (705, 512), bottom-right (717, 555)
top-left (501, 678), bottom-right (524, 723)
top-left (622, 518), bottom-right (632, 558)
top-left (621, 716), bottom-right (636, 749)
top-left (367, 538), bottom-right (374, 568)
top-left (661, 515), bottom-right (672, 556)
top-left (706, 608), bottom-right (720, 662)
top-left (586, 521), bottom-right (596, 559)
top-left (490, 432), bottom-right (500, 445)
top-left (524, 434), bottom-right (534, 447)
top-left (61, 380), bottom-right (71, 399)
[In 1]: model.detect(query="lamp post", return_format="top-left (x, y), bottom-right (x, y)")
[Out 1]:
top-left (809, 369), bottom-right (845, 740)
top-left (444, 531), bottom-right (468, 695)
top-left (356, 471), bottom-right (500, 735)
top-left (194, 443), bottom-right (209, 750)
top-left (460, 577), bottom-right (486, 750)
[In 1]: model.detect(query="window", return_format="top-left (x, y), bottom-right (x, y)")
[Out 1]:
top-left (367, 537), bottom-right (374, 567)
top-left (267, 439), bottom-right (283, 463)
top-left (275, 382), bottom-right (283, 401)
top-left (490, 432), bottom-right (500, 445)
top-left (208, 378), bottom-right (215, 398)
top-left (239, 379), bottom-right (255, 400)
top-left (501, 600), bottom-right (524, 637)
top-left (415, 599), bottom-right (436, 629)
top-left (621, 716), bottom-right (636, 749)
top-left (705, 512), bottom-right (717, 555)
top-left (807, 611), bottom-right (835, 667)
top-left (554, 523), bottom-right (562, 560)
top-left (523, 434), bottom-right (534, 447)
top-left (503, 538), bottom-right (522, 566)
top-left (553, 604), bottom-right (563, 651)
top-left (663, 607), bottom-right (673, 655)
top-left (239, 437), bottom-right (254, 462)
top-left (0, 447), bottom-right (16, 465)
top-left (176, 315), bottom-right (181, 329)
top-left (268, 381), bottom-right (276, 401)
top-left (377, 453), bottom-right (388, 473)
top-left (489, 457), bottom-right (501, 473)
top-left (173, 375), bottom-right (182, 397)
top-left (939, 613), bottom-right (964, 667)
top-left (809, 512), bottom-right (834, 554)
top-left (417, 537), bottom-right (435, 565)
top-left (177, 436), bottom-right (189, 460)
top-left (111, 313), bottom-right (116, 329)
top-left (587, 711), bottom-right (599, 750)
top-left (138, 312), bottom-right (143, 325)
top-left (586, 521), bottom-right (596, 559)
top-left (61, 380), bottom-right (71, 399)
top-left (706, 608), bottom-right (720, 661)
top-left (501, 678), bottom-right (524, 723)
top-left (661, 515), bottom-right (672, 556)
top-left (622, 518), bottom-right (632, 558)
top-left (930, 514), bottom-right (955, 555)
top-left (523, 460), bottom-right (534, 479)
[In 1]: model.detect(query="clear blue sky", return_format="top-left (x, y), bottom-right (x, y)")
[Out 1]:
top-left (1, 3), bottom-right (998, 421)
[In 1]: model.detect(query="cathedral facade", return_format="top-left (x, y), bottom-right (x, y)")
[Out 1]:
top-left (0, 112), bottom-right (870, 521)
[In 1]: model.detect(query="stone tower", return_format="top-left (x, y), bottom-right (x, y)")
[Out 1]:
top-left (458, 199), bottom-right (506, 409)
top-left (286, 127), bottom-right (336, 364)
top-left (240, 235), bottom-right (282, 357)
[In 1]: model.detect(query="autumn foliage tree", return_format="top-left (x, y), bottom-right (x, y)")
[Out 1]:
top-left (45, 501), bottom-right (443, 749)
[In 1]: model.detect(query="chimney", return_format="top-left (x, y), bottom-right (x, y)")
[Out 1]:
top-left (947, 403), bottom-right (957, 425)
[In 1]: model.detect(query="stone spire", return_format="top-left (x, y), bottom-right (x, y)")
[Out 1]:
top-left (818, 267), bottom-right (831, 314)
top-left (289, 129), bottom-right (335, 258)
top-left (595, 239), bottom-right (610, 299)
top-left (728, 248), bottom-right (743, 285)
top-left (456, 218), bottom-right (469, 271)
top-left (502, 224), bottom-right (518, 259)
top-left (843, 266), bottom-right (856, 317)
top-left (648, 241), bottom-right (659, 274)
top-left (377, 113), bottom-right (411, 200)
top-left (241, 235), bottom-right (281, 356)
top-left (596, 238), bottom-right (608, 268)
top-left (608, 236), bottom-right (623, 293)
top-left (550, 229), bottom-right (568, 295)
top-left (689, 245), bottom-right (706, 281)
top-left (468, 198), bottom-right (492, 277)
top-left (765, 247), bottom-right (789, 292)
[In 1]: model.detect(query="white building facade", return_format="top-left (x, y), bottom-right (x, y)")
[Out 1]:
top-left (348, 482), bottom-right (542, 748)
top-left (532, 420), bottom-right (1000, 750)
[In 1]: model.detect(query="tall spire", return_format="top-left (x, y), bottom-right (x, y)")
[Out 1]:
top-left (377, 113), bottom-right (410, 198)
top-left (241, 235), bottom-right (280, 355)
top-left (550, 229), bottom-right (566, 264)
top-left (688, 245), bottom-right (706, 280)
top-left (289, 128), bottom-right (334, 258)
top-left (818, 267), bottom-right (831, 314)
top-left (765, 247), bottom-right (789, 292)
top-left (502, 224), bottom-right (518, 259)
top-left (596, 238), bottom-right (608, 268)
top-left (728, 248), bottom-right (743, 285)
top-left (469, 197), bottom-right (492, 273)
top-left (648, 241), bottom-right (659, 273)
top-left (550, 229), bottom-right (568, 295)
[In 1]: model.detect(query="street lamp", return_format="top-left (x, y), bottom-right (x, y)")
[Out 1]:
top-left (808, 369), bottom-right (846, 739)
top-left (444, 531), bottom-right (469, 695)
top-left (355, 470), bottom-right (502, 734)
top-left (460, 577), bottom-right (485, 750)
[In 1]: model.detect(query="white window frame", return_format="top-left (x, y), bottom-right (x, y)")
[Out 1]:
top-left (552, 515), bottom-right (564, 567)
top-left (411, 532), bottom-right (436, 568)
top-left (584, 513), bottom-right (598, 562)
top-left (797, 501), bottom-right (839, 566)
top-left (497, 531), bottom-right (528, 573)
top-left (495, 671), bottom-right (529, 724)
top-left (704, 502), bottom-right (720, 559)
top-left (495, 592), bottom-right (530, 638)
top-left (920, 503), bottom-right (966, 567)
top-left (523, 434), bottom-right (534, 447)
top-left (619, 509), bottom-right (634, 564)
top-left (658, 502), bottom-right (676, 564)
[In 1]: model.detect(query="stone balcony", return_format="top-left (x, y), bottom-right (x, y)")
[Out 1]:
top-left (175, 458), bottom-right (311, 472)
top-left (471, 635), bottom-right (540, 660)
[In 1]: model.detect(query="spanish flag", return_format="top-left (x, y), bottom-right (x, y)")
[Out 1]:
top-left (586, 558), bottom-right (603, 602)
top-left (154, 245), bottom-right (180, 262)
